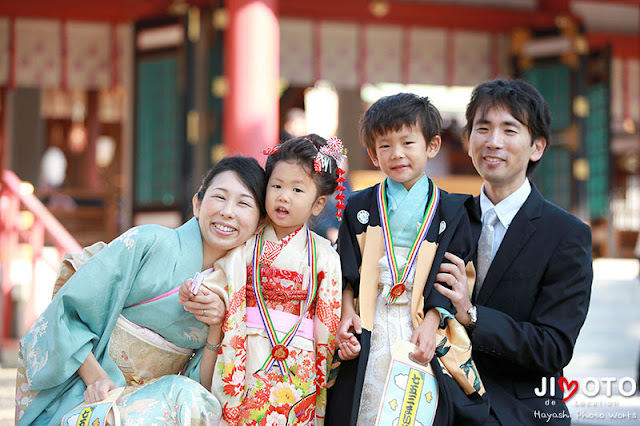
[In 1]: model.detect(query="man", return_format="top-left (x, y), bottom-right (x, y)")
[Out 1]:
top-left (434, 79), bottom-right (593, 425)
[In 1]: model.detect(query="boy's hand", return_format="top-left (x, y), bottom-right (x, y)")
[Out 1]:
top-left (336, 310), bottom-right (362, 360)
top-left (409, 309), bottom-right (440, 364)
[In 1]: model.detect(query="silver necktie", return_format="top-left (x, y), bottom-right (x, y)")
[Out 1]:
top-left (475, 208), bottom-right (498, 297)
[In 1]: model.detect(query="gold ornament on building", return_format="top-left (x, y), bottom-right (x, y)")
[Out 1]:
top-left (187, 110), bottom-right (199, 145)
top-left (561, 52), bottom-right (578, 68)
top-left (213, 8), bottom-right (229, 30)
top-left (573, 96), bottom-right (590, 118)
top-left (369, 1), bottom-right (390, 18)
top-left (211, 76), bottom-right (228, 98)
top-left (188, 7), bottom-right (200, 43)
top-left (211, 144), bottom-right (227, 164)
top-left (573, 158), bottom-right (590, 181)
top-left (511, 28), bottom-right (531, 56)
top-left (574, 36), bottom-right (588, 55)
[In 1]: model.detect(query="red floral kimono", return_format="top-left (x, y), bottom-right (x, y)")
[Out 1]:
top-left (210, 225), bottom-right (341, 425)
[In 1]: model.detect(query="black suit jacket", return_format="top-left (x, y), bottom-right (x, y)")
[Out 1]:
top-left (470, 184), bottom-right (593, 425)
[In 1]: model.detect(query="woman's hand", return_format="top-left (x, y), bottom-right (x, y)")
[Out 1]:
top-left (78, 353), bottom-right (118, 403)
top-left (84, 377), bottom-right (118, 403)
top-left (179, 283), bottom-right (226, 326)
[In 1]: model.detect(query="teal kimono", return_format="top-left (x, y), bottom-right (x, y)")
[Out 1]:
top-left (16, 218), bottom-right (221, 425)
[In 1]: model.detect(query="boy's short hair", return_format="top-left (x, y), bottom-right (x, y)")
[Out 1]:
top-left (360, 92), bottom-right (442, 157)
top-left (464, 79), bottom-right (551, 175)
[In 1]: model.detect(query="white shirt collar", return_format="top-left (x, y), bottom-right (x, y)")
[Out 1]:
top-left (479, 178), bottom-right (531, 228)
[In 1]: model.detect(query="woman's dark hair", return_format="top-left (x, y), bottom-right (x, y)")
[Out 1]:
top-left (360, 92), bottom-right (442, 156)
top-left (464, 79), bottom-right (551, 175)
top-left (264, 134), bottom-right (338, 198)
top-left (197, 156), bottom-right (267, 219)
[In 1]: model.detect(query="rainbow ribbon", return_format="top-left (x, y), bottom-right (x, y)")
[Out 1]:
top-left (252, 227), bottom-right (318, 378)
top-left (377, 179), bottom-right (440, 305)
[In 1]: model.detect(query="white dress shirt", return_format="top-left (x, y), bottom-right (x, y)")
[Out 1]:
top-left (479, 178), bottom-right (532, 262)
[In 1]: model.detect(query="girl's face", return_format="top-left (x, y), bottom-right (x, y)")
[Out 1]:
top-left (266, 161), bottom-right (326, 240)
top-left (193, 170), bottom-right (262, 266)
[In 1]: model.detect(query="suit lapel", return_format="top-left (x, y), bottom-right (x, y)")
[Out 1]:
top-left (475, 185), bottom-right (544, 305)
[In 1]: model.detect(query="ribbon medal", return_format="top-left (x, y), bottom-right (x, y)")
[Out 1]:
top-left (377, 179), bottom-right (440, 305)
top-left (252, 228), bottom-right (318, 378)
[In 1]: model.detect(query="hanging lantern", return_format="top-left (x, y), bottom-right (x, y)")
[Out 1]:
top-left (68, 122), bottom-right (87, 153)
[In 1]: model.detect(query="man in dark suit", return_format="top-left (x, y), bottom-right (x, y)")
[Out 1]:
top-left (434, 79), bottom-right (593, 425)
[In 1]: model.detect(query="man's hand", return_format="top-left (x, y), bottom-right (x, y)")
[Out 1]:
top-left (434, 252), bottom-right (474, 325)
top-left (409, 308), bottom-right (439, 364)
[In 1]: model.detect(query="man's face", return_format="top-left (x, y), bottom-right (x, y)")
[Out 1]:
top-left (467, 106), bottom-right (545, 203)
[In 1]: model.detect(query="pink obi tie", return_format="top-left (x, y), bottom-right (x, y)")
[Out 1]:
top-left (246, 306), bottom-right (315, 341)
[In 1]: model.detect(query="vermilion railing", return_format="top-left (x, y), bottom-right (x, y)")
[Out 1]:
top-left (0, 169), bottom-right (81, 344)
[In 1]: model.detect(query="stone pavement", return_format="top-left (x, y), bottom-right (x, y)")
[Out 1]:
top-left (0, 367), bottom-right (15, 425)
top-left (565, 259), bottom-right (640, 425)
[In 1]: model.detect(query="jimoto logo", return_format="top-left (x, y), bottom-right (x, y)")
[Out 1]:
top-left (535, 377), bottom-right (638, 402)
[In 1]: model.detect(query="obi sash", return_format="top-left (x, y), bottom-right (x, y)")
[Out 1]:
top-left (108, 315), bottom-right (193, 386)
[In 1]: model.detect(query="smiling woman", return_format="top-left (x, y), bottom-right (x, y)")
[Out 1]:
top-left (15, 156), bottom-right (267, 425)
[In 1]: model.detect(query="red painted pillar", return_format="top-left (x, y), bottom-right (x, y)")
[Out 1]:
top-left (224, 0), bottom-right (279, 161)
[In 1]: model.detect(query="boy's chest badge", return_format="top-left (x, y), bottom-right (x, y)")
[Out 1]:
top-left (357, 210), bottom-right (370, 225)
top-left (439, 221), bottom-right (446, 234)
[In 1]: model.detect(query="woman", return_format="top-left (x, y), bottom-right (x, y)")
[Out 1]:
top-left (15, 156), bottom-right (266, 425)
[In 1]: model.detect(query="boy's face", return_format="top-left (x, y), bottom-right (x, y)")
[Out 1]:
top-left (368, 125), bottom-right (440, 191)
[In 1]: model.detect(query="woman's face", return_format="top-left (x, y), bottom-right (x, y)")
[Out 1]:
top-left (193, 170), bottom-right (262, 264)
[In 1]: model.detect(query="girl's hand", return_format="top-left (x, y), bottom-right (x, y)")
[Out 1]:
top-left (338, 338), bottom-right (361, 361)
top-left (336, 310), bottom-right (362, 360)
top-left (180, 287), bottom-right (226, 326)
top-left (84, 377), bottom-right (118, 403)
top-left (178, 279), bottom-right (194, 304)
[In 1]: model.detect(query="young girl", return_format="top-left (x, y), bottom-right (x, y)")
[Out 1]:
top-left (207, 134), bottom-right (344, 425)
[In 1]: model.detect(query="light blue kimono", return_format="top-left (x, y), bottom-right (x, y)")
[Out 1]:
top-left (16, 218), bottom-right (220, 425)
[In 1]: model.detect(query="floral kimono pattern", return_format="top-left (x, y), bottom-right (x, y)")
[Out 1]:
top-left (209, 225), bottom-right (341, 425)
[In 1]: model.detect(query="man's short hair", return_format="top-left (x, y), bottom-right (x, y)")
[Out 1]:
top-left (464, 79), bottom-right (551, 175)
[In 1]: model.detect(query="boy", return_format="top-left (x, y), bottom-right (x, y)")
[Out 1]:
top-left (326, 93), bottom-right (488, 425)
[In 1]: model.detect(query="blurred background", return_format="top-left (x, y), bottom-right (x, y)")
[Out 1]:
top-left (0, 0), bottom-right (639, 424)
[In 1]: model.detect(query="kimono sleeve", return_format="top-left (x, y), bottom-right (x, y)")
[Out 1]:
top-left (314, 239), bottom-right (342, 413)
top-left (423, 199), bottom-right (478, 314)
top-left (19, 227), bottom-right (156, 391)
top-left (336, 199), bottom-right (362, 296)
top-left (183, 244), bottom-right (248, 382)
